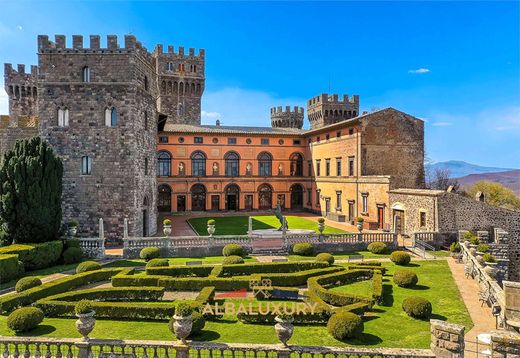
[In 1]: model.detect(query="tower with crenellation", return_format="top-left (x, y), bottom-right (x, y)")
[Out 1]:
top-left (270, 106), bottom-right (304, 129)
top-left (153, 44), bottom-right (205, 125)
top-left (307, 93), bottom-right (359, 129)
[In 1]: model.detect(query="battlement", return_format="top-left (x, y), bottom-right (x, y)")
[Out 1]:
top-left (308, 93), bottom-right (359, 106)
top-left (37, 34), bottom-right (148, 53)
top-left (153, 44), bottom-right (205, 58)
top-left (4, 63), bottom-right (38, 78)
top-left (271, 105), bottom-right (304, 129)
top-left (271, 106), bottom-right (304, 115)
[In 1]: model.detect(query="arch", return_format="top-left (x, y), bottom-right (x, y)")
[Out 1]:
top-left (81, 156), bottom-right (92, 175)
top-left (289, 152), bottom-right (304, 176)
top-left (225, 184), bottom-right (240, 211)
top-left (168, 81), bottom-right (172, 94)
top-left (157, 151), bottom-right (171, 177)
top-left (161, 81), bottom-right (166, 93)
top-left (191, 150), bottom-right (206, 176)
top-left (57, 107), bottom-right (69, 127)
top-left (142, 195), bottom-right (150, 236)
top-left (258, 183), bottom-right (273, 210)
top-left (290, 183), bottom-right (304, 210)
top-left (258, 152), bottom-right (273, 177)
top-left (191, 184), bottom-right (207, 211)
top-left (225, 151), bottom-right (240, 177)
top-left (173, 81), bottom-right (178, 93)
top-left (82, 66), bottom-right (90, 82)
top-left (158, 184), bottom-right (172, 212)
top-left (105, 107), bottom-right (117, 127)
top-left (179, 82), bottom-right (184, 95)
top-left (391, 202), bottom-right (405, 211)
top-left (191, 83), bottom-right (195, 94)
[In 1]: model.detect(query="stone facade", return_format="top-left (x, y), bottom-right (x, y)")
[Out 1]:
top-left (307, 93), bottom-right (359, 129)
top-left (0, 115), bottom-right (39, 163)
top-left (429, 319), bottom-right (465, 358)
top-left (271, 106), bottom-right (304, 129)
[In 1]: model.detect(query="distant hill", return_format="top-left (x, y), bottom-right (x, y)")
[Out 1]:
top-left (426, 160), bottom-right (516, 178)
top-left (457, 170), bottom-right (520, 196)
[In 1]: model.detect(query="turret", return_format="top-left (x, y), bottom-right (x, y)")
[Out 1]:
top-left (271, 106), bottom-right (304, 129)
top-left (307, 93), bottom-right (359, 129)
top-left (4, 63), bottom-right (38, 125)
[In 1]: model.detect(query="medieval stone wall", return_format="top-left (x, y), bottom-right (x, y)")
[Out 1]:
top-left (307, 93), bottom-right (359, 129)
top-left (0, 116), bottom-right (39, 161)
top-left (3, 64), bottom-right (38, 125)
top-left (271, 106), bottom-right (304, 129)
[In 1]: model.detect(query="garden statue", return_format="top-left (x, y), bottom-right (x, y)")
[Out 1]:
top-left (178, 162), bottom-right (185, 176)
top-left (212, 162), bottom-right (219, 175)
top-left (246, 163), bottom-right (252, 176)
top-left (274, 203), bottom-right (288, 231)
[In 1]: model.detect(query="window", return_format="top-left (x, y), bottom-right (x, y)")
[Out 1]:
top-left (308, 161), bottom-right (312, 176)
top-left (225, 151), bottom-right (240, 177)
top-left (307, 188), bottom-right (312, 206)
top-left (326, 134), bottom-right (330, 140)
top-left (261, 138), bottom-right (269, 145)
top-left (293, 139), bottom-right (301, 145)
top-left (316, 160), bottom-right (321, 176)
top-left (228, 138), bottom-right (237, 145)
top-left (349, 128), bottom-right (354, 135)
top-left (362, 193), bottom-right (369, 214)
top-left (165, 62), bottom-right (174, 71)
top-left (194, 137), bottom-right (203, 144)
top-left (157, 151), bottom-right (171, 177)
top-left (258, 152), bottom-right (272, 176)
top-left (336, 158), bottom-right (342, 176)
top-left (159, 136), bottom-right (168, 143)
top-left (348, 156), bottom-right (355, 176)
top-left (81, 156), bottom-right (92, 175)
top-left (336, 131), bottom-right (341, 138)
top-left (290, 153), bottom-right (304, 176)
top-left (57, 108), bottom-right (69, 127)
top-left (191, 151), bottom-right (206, 176)
top-left (316, 190), bottom-right (321, 206)
top-left (144, 158), bottom-right (148, 175)
top-left (317, 136), bottom-right (320, 143)
top-left (325, 159), bottom-right (330, 176)
top-left (336, 191), bottom-right (342, 211)
top-left (420, 212), bottom-right (427, 227)
top-left (82, 66), bottom-right (90, 82)
top-left (105, 107), bottom-right (117, 127)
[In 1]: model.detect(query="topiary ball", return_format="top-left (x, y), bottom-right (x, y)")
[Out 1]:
top-left (140, 247), bottom-right (161, 261)
top-left (390, 251), bottom-right (411, 265)
top-left (316, 253), bottom-right (334, 264)
top-left (190, 311), bottom-right (206, 336)
top-left (15, 276), bottom-right (42, 293)
top-left (7, 307), bottom-right (44, 332)
top-left (393, 269), bottom-right (418, 288)
top-left (292, 243), bottom-right (314, 256)
top-left (223, 255), bottom-right (245, 265)
top-left (62, 247), bottom-right (83, 264)
top-left (327, 311), bottom-right (364, 340)
top-left (222, 244), bottom-right (246, 257)
top-left (402, 297), bottom-right (432, 319)
top-left (367, 242), bottom-right (388, 254)
top-left (76, 261), bottom-right (102, 274)
top-left (145, 258), bottom-right (169, 268)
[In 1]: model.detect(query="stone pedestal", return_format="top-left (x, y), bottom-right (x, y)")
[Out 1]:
top-left (491, 330), bottom-right (520, 357)
top-left (430, 319), bottom-right (465, 358)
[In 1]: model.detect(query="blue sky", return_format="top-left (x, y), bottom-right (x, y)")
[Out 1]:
top-left (0, 1), bottom-right (519, 168)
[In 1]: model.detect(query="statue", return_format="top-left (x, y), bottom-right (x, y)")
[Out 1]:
top-left (274, 203), bottom-right (288, 231)
top-left (178, 162), bottom-right (185, 176)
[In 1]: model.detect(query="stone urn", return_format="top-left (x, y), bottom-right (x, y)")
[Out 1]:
top-left (318, 221), bottom-right (325, 234)
top-left (357, 222), bottom-right (364, 232)
top-left (469, 247), bottom-right (477, 256)
top-left (68, 226), bottom-right (78, 237)
top-left (163, 225), bottom-right (172, 236)
top-left (274, 316), bottom-right (294, 347)
top-left (207, 225), bottom-right (215, 237)
top-left (75, 311), bottom-right (96, 341)
top-left (170, 314), bottom-right (193, 344)
top-left (485, 262), bottom-right (498, 279)
top-left (476, 254), bottom-right (485, 266)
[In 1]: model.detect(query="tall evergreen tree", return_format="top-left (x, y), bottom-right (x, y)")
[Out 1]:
top-left (0, 137), bottom-right (63, 244)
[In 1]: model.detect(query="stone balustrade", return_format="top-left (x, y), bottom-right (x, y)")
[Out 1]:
top-left (78, 238), bottom-right (105, 259)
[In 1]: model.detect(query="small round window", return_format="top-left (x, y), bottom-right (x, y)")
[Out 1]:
top-left (246, 138), bottom-right (252, 144)
top-left (212, 138), bottom-right (218, 144)
top-left (178, 137), bottom-right (185, 143)
top-left (279, 139), bottom-right (284, 145)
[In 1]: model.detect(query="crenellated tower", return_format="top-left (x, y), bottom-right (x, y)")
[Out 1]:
top-left (4, 64), bottom-right (39, 125)
top-left (153, 44), bottom-right (205, 125)
top-left (307, 93), bottom-right (359, 129)
top-left (270, 106), bottom-right (304, 129)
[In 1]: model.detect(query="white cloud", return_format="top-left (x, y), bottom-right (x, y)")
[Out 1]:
top-left (408, 68), bottom-right (430, 74)
top-left (201, 111), bottom-right (221, 120)
top-left (431, 121), bottom-right (453, 127)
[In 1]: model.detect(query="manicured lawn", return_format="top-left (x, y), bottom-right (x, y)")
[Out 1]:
top-left (287, 251), bottom-right (391, 261)
top-left (0, 262), bottom-right (81, 291)
top-left (103, 256), bottom-right (258, 268)
top-left (188, 215), bottom-right (347, 236)
top-left (428, 250), bottom-right (451, 258)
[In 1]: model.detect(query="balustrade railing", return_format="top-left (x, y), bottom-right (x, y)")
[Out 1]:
top-left (78, 238), bottom-right (105, 259)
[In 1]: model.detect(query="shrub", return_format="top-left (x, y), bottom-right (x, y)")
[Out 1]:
top-left (64, 238), bottom-right (80, 249)
top-left (7, 307), bottom-right (44, 332)
top-left (146, 258), bottom-right (169, 268)
top-left (62, 247), bottom-right (83, 264)
top-left (76, 261), bottom-right (101, 274)
top-left (207, 219), bottom-right (215, 225)
top-left (402, 297), bottom-right (432, 318)
top-left (292, 243), bottom-right (314, 256)
top-left (222, 244), bottom-right (245, 257)
top-left (367, 242), bottom-right (388, 254)
top-left (223, 255), bottom-right (244, 265)
top-left (163, 219), bottom-right (171, 226)
top-left (68, 220), bottom-right (79, 228)
top-left (356, 217), bottom-right (364, 223)
top-left (190, 311), bottom-right (205, 336)
top-left (0, 254), bottom-right (24, 284)
top-left (140, 247), bottom-right (161, 261)
top-left (316, 253), bottom-right (334, 264)
top-left (450, 242), bottom-right (461, 253)
top-left (393, 269), bottom-right (418, 288)
top-left (483, 253), bottom-right (496, 263)
top-left (318, 217), bottom-right (325, 223)
top-left (390, 251), bottom-right (411, 265)
top-left (327, 311), bottom-right (364, 340)
top-left (462, 231), bottom-right (473, 241)
top-left (147, 265), bottom-right (214, 277)
top-left (469, 236), bottom-right (480, 245)
top-left (195, 286), bottom-right (215, 303)
top-left (75, 300), bottom-right (94, 315)
top-left (0, 241), bottom-right (64, 270)
top-left (175, 302), bottom-right (193, 317)
top-left (477, 244), bottom-right (490, 253)
top-left (15, 277), bottom-right (42, 293)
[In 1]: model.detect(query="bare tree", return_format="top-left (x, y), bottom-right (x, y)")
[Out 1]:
top-left (428, 168), bottom-right (460, 191)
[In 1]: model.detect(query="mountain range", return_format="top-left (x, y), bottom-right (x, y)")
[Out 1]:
top-left (426, 160), bottom-right (516, 178)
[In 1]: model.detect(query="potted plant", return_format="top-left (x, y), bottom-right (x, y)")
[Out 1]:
top-left (483, 253), bottom-right (498, 279)
top-left (169, 303), bottom-right (193, 344)
top-left (450, 242), bottom-right (461, 259)
top-left (75, 300), bottom-right (95, 341)
top-left (68, 220), bottom-right (79, 237)
top-left (317, 217), bottom-right (325, 234)
top-left (163, 219), bottom-right (172, 236)
top-left (462, 232), bottom-right (473, 246)
top-left (356, 217), bottom-right (364, 232)
top-left (207, 219), bottom-right (216, 237)
top-left (274, 313), bottom-right (294, 346)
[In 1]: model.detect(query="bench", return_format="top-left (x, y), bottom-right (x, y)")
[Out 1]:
top-left (479, 290), bottom-right (491, 307)
top-left (271, 258), bottom-right (288, 262)
top-left (347, 255), bottom-right (364, 262)
top-left (186, 260), bottom-right (203, 266)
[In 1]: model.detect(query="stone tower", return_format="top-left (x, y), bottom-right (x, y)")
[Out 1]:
top-left (154, 44), bottom-right (205, 125)
top-left (307, 93), bottom-right (359, 129)
top-left (4, 64), bottom-right (38, 125)
top-left (270, 106), bottom-right (304, 129)
top-left (37, 34), bottom-right (158, 244)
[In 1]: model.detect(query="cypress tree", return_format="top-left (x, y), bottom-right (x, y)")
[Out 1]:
top-left (0, 137), bottom-right (63, 244)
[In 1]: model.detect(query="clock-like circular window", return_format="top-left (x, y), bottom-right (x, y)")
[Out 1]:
top-left (212, 138), bottom-right (218, 144)
top-left (178, 137), bottom-right (185, 143)
top-left (279, 139), bottom-right (284, 145)
top-left (246, 138), bottom-right (252, 144)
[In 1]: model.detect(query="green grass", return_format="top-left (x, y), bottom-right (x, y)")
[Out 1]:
top-left (428, 250), bottom-right (451, 258)
top-left (0, 260), bottom-right (471, 348)
top-left (188, 215), bottom-right (347, 236)
top-left (103, 256), bottom-right (258, 268)
top-left (0, 262), bottom-right (81, 291)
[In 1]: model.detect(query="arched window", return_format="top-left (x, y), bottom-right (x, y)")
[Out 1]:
top-left (82, 66), bottom-right (90, 82)
top-left (158, 184), bottom-right (172, 212)
top-left (81, 156), bottom-right (92, 175)
top-left (258, 152), bottom-right (272, 176)
top-left (290, 153), bottom-right (304, 176)
top-left (191, 151), bottom-right (206, 177)
top-left (258, 184), bottom-right (273, 210)
top-left (157, 151), bottom-right (171, 177)
top-left (105, 107), bottom-right (117, 127)
top-left (225, 151), bottom-right (240, 177)
top-left (57, 108), bottom-right (69, 127)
